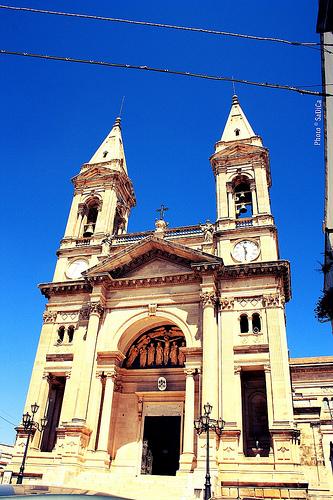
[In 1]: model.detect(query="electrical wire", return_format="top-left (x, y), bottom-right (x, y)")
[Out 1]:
top-left (0, 4), bottom-right (331, 53)
top-left (0, 49), bottom-right (330, 97)
top-left (0, 413), bottom-right (16, 427)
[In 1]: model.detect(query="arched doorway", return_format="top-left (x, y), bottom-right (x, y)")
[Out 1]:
top-left (122, 324), bottom-right (187, 476)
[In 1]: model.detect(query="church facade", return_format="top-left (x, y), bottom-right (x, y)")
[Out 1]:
top-left (6, 98), bottom-right (333, 499)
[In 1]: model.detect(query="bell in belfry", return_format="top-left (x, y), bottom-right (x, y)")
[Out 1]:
top-left (83, 223), bottom-right (95, 237)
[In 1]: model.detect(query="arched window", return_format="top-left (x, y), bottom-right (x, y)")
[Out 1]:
top-left (67, 325), bottom-right (75, 343)
top-left (240, 314), bottom-right (249, 333)
top-left (234, 181), bottom-right (253, 219)
top-left (83, 199), bottom-right (99, 237)
top-left (252, 313), bottom-right (261, 333)
top-left (235, 128), bottom-right (240, 137)
top-left (57, 326), bottom-right (65, 343)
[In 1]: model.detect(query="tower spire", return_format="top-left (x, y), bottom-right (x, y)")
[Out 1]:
top-left (220, 95), bottom-right (261, 145)
top-left (87, 116), bottom-right (128, 174)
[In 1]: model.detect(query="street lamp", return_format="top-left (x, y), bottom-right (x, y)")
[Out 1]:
top-left (194, 402), bottom-right (225, 500)
top-left (323, 397), bottom-right (333, 472)
top-left (16, 402), bottom-right (48, 484)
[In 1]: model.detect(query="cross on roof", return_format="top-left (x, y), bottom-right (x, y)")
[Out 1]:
top-left (156, 204), bottom-right (169, 220)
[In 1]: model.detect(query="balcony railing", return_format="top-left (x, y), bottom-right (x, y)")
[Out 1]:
top-left (235, 218), bottom-right (253, 228)
top-left (76, 238), bottom-right (91, 247)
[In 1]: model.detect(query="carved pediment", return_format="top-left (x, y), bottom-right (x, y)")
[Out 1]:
top-left (220, 143), bottom-right (266, 158)
top-left (85, 235), bottom-right (223, 280)
top-left (74, 165), bottom-right (114, 180)
top-left (124, 257), bottom-right (191, 278)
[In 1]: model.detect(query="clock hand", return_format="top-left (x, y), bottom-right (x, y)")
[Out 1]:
top-left (243, 243), bottom-right (248, 260)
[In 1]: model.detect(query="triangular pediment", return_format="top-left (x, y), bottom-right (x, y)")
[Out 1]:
top-left (85, 235), bottom-right (222, 279)
top-left (124, 257), bottom-right (191, 278)
top-left (221, 143), bottom-right (264, 157)
top-left (73, 165), bottom-right (117, 182)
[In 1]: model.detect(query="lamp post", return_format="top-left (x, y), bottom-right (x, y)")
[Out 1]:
top-left (16, 402), bottom-right (47, 484)
top-left (194, 402), bottom-right (225, 500)
top-left (323, 397), bottom-right (333, 472)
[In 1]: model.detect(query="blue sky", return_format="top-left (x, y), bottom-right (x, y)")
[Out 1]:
top-left (0, 0), bottom-right (332, 444)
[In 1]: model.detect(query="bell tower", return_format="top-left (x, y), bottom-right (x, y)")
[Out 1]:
top-left (53, 117), bottom-right (136, 282)
top-left (210, 95), bottom-right (278, 265)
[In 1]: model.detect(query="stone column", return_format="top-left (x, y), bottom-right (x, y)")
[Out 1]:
top-left (64, 195), bottom-right (81, 238)
top-left (75, 301), bottom-right (104, 421)
top-left (179, 368), bottom-right (196, 471)
top-left (201, 290), bottom-right (218, 418)
top-left (86, 372), bottom-right (104, 451)
top-left (227, 184), bottom-right (235, 219)
top-left (250, 183), bottom-right (258, 216)
top-left (216, 171), bottom-right (228, 219)
top-left (254, 163), bottom-right (271, 214)
top-left (30, 373), bottom-right (54, 449)
top-left (58, 371), bottom-right (72, 424)
top-left (97, 370), bottom-right (117, 453)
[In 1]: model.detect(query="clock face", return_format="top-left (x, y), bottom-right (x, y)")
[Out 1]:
top-left (232, 240), bottom-right (260, 263)
top-left (66, 259), bottom-right (89, 279)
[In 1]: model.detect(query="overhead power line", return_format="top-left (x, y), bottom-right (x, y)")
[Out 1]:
top-left (0, 4), bottom-right (331, 53)
top-left (1, 49), bottom-right (330, 97)
top-left (0, 413), bottom-right (16, 427)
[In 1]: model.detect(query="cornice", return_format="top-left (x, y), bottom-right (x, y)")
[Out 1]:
top-left (211, 146), bottom-right (269, 171)
top-left (291, 364), bottom-right (333, 374)
top-left (191, 261), bottom-right (224, 273)
top-left (221, 260), bottom-right (291, 302)
top-left (234, 344), bottom-right (269, 355)
top-left (215, 223), bottom-right (277, 237)
top-left (107, 272), bottom-right (199, 289)
top-left (72, 167), bottom-right (136, 206)
top-left (39, 280), bottom-right (92, 299)
top-left (46, 353), bottom-right (73, 362)
top-left (56, 244), bottom-right (102, 257)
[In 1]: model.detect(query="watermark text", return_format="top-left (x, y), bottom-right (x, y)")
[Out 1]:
top-left (314, 99), bottom-right (322, 146)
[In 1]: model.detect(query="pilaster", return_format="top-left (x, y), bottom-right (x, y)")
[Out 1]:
top-left (74, 300), bottom-right (105, 421)
top-left (200, 287), bottom-right (219, 418)
top-left (264, 296), bottom-right (293, 427)
top-left (179, 368), bottom-right (196, 472)
top-left (96, 369), bottom-right (117, 453)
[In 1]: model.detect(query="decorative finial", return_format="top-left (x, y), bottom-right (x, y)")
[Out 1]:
top-left (156, 204), bottom-right (169, 221)
top-left (232, 94), bottom-right (239, 105)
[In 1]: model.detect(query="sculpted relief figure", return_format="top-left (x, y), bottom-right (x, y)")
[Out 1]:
top-left (200, 220), bottom-right (214, 243)
top-left (170, 341), bottom-right (178, 366)
top-left (124, 326), bottom-right (186, 369)
top-left (126, 345), bottom-right (139, 368)
top-left (163, 335), bottom-right (171, 365)
top-left (137, 335), bottom-right (151, 349)
top-left (147, 343), bottom-right (155, 367)
top-left (178, 341), bottom-right (186, 366)
top-left (155, 341), bottom-right (163, 366)
top-left (139, 346), bottom-right (147, 368)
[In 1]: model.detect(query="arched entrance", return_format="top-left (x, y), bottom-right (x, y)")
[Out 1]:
top-left (121, 324), bottom-right (187, 476)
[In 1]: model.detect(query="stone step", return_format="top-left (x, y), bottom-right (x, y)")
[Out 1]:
top-left (107, 475), bottom-right (194, 500)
